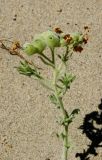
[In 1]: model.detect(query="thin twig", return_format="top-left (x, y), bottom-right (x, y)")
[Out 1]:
top-left (0, 40), bottom-right (40, 69)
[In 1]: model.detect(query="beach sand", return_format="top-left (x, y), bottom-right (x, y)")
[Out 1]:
top-left (0, 0), bottom-right (102, 160)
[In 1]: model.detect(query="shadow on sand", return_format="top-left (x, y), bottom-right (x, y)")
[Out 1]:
top-left (76, 99), bottom-right (102, 160)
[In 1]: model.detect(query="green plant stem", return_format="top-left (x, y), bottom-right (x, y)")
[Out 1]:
top-left (56, 91), bottom-right (69, 160)
top-left (40, 52), bottom-right (52, 63)
top-left (51, 49), bottom-right (55, 65)
top-left (63, 125), bottom-right (68, 160)
top-left (38, 55), bottom-right (54, 68)
top-left (39, 78), bottom-right (54, 91)
top-left (57, 95), bottom-right (69, 160)
top-left (53, 68), bottom-right (69, 160)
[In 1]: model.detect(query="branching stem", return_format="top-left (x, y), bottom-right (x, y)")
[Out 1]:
top-left (53, 65), bottom-right (69, 160)
top-left (51, 49), bottom-right (55, 65)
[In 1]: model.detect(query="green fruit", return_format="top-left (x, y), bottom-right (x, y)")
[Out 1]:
top-left (23, 43), bottom-right (38, 55)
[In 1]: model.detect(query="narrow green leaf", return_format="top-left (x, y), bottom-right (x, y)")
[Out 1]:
top-left (71, 109), bottom-right (80, 116)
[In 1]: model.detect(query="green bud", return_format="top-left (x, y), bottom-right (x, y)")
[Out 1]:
top-left (71, 32), bottom-right (83, 43)
top-left (42, 31), bottom-right (60, 50)
top-left (23, 43), bottom-right (38, 55)
top-left (78, 35), bottom-right (84, 43)
top-left (32, 38), bottom-right (46, 53)
top-left (60, 38), bottom-right (67, 47)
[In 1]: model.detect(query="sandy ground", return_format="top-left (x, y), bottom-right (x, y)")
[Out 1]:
top-left (0, 0), bottom-right (102, 160)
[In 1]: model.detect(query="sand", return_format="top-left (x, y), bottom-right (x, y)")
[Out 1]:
top-left (0, 0), bottom-right (102, 160)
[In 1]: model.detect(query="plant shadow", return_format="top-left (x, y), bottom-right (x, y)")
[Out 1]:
top-left (76, 99), bottom-right (102, 160)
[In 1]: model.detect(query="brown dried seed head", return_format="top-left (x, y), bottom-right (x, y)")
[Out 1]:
top-left (54, 27), bottom-right (63, 34)
top-left (11, 41), bottom-right (20, 50)
top-left (74, 46), bottom-right (83, 52)
top-left (63, 34), bottom-right (72, 43)
top-left (83, 34), bottom-right (89, 44)
top-left (63, 34), bottom-right (70, 39)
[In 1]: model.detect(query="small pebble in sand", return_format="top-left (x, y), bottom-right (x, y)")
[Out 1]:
top-left (13, 14), bottom-right (17, 21)
top-left (13, 18), bottom-right (16, 21)
top-left (57, 9), bottom-right (62, 13)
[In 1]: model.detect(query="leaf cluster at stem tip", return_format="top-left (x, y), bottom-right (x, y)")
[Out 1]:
top-left (17, 61), bottom-right (42, 79)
